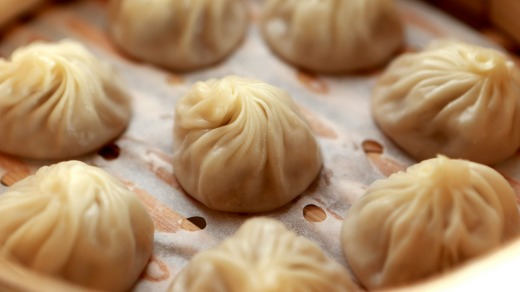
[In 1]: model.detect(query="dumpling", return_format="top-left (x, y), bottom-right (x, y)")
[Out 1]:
top-left (0, 256), bottom-right (90, 292)
top-left (170, 218), bottom-right (357, 292)
top-left (372, 39), bottom-right (520, 165)
top-left (109, 0), bottom-right (249, 71)
top-left (260, 0), bottom-right (404, 73)
top-left (173, 76), bottom-right (323, 213)
top-left (340, 155), bottom-right (520, 289)
top-left (0, 161), bottom-right (154, 291)
top-left (0, 40), bottom-right (131, 159)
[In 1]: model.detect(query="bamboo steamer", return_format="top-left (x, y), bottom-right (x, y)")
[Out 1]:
top-left (491, 0), bottom-right (520, 45)
top-left (0, 0), bottom-right (46, 27)
top-left (0, 0), bottom-right (520, 291)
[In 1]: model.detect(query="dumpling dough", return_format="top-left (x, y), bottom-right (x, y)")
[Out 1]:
top-left (340, 156), bottom-right (520, 289)
top-left (0, 40), bottom-right (131, 159)
top-left (0, 256), bottom-right (89, 292)
top-left (260, 0), bottom-right (404, 73)
top-left (173, 76), bottom-right (322, 213)
top-left (170, 218), bottom-right (357, 292)
top-left (372, 40), bottom-right (520, 165)
top-left (109, 0), bottom-right (248, 71)
top-left (0, 161), bottom-right (154, 292)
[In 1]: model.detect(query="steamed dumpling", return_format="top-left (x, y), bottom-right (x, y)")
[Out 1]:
top-left (0, 161), bottom-right (154, 291)
top-left (340, 156), bottom-right (520, 289)
top-left (170, 218), bottom-right (356, 292)
top-left (0, 256), bottom-right (91, 292)
top-left (109, 0), bottom-right (248, 71)
top-left (173, 76), bottom-right (322, 213)
top-left (0, 40), bottom-right (131, 159)
top-left (260, 0), bottom-right (404, 73)
top-left (372, 39), bottom-right (520, 165)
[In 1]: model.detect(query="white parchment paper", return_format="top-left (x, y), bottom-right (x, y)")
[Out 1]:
top-left (0, 1), bottom-right (516, 291)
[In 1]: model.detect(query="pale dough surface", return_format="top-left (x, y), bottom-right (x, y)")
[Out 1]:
top-left (109, 0), bottom-right (248, 71)
top-left (341, 156), bottom-right (520, 289)
top-left (0, 161), bottom-right (154, 292)
top-left (0, 1), bottom-right (516, 291)
top-left (0, 40), bottom-right (131, 159)
top-left (260, 0), bottom-right (404, 73)
top-left (170, 218), bottom-right (357, 292)
top-left (173, 76), bottom-right (323, 213)
top-left (372, 39), bottom-right (520, 165)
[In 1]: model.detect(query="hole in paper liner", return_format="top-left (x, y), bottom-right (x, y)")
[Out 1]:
top-left (362, 140), bottom-right (384, 154)
top-left (182, 216), bottom-right (207, 231)
top-left (296, 69), bottom-right (329, 95)
top-left (303, 204), bottom-right (327, 223)
top-left (141, 256), bottom-right (170, 282)
top-left (98, 143), bottom-right (121, 160)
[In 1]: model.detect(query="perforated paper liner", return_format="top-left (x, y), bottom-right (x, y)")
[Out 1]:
top-left (0, 1), bottom-right (518, 291)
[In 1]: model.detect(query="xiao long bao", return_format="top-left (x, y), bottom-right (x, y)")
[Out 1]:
top-left (260, 0), bottom-right (404, 73)
top-left (170, 218), bottom-right (357, 292)
top-left (109, 0), bottom-right (249, 71)
top-left (0, 40), bottom-right (131, 159)
top-left (0, 256), bottom-right (91, 292)
top-left (173, 76), bottom-right (322, 213)
top-left (0, 161), bottom-right (154, 292)
top-left (341, 156), bottom-right (520, 289)
top-left (372, 39), bottom-right (520, 165)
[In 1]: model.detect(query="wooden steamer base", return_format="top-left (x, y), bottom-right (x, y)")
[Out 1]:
top-left (1, 0), bottom-right (520, 291)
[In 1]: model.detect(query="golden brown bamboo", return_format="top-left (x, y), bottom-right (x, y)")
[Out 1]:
top-left (491, 0), bottom-right (520, 44)
top-left (0, 0), bottom-right (46, 27)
